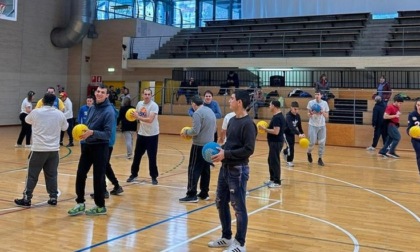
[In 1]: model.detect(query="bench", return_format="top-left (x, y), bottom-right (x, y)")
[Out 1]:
top-left (383, 46), bottom-right (420, 55)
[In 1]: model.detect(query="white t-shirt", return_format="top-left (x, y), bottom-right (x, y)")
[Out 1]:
top-left (20, 98), bottom-right (32, 114)
top-left (221, 112), bottom-right (236, 144)
top-left (63, 98), bottom-right (73, 120)
top-left (307, 99), bottom-right (329, 127)
top-left (136, 100), bottom-right (159, 136)
top-left (25, 106), bottom-right (69, 151)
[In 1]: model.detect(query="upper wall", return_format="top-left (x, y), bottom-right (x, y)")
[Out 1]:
top-left (243, 0), bottom-right (420, 18)
top-left (0, 0), bottom-right (69, 125)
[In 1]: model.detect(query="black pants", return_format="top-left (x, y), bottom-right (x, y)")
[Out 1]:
top-left (371, 124), bottom-right (388, 148)
top-left (60, 118), bottom-right (74, 144)
top-left (131, 134), bottom-right (159, 179)
top-left (186, 144), bottom-right (210, 197)
top-left (105, 147), bottom-right (119, 190)
top-left (268, 141), bottom-right (283, 184)
top-left (283, 134), bottom-right (295, 162)
top-left (17, 113), bottom-right (31, 145)
top-left (75, 143), bottom-right (109, 207)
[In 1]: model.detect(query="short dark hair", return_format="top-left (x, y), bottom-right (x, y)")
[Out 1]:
top-left (43, 93), bottom-right (56, 106)
top-left (394, 95), bottom-right (404, 103)
top-left (204, 90), bottom-right (213, 96)
top-left (191, 95), bottom-right (203, 106)
top-left (271, 100), bottom-right (281, 108)
top-left (235, 89), bottom-right (251, 109)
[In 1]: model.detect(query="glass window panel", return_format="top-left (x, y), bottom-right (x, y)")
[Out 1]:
top-left (199, 0), bottom-right (214, 27)
top-left (174, 0), bottom-right (196, 28)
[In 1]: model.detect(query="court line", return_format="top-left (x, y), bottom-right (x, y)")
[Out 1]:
top-left (160, 200), bottom-right (281, 252)
top-left (270, 208), bottom-right (359, 252)
top-left (75, 184), bottom-right (268, 252)
top-left (295, 170), bottom-right (420, 222)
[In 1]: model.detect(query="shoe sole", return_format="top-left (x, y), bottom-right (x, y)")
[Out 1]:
top-left (68, 211), bottom-right (85, 216)
top-left (85, 212), bottom-right (107, 216)
top-left (179, 200), bottom-right (199, 203)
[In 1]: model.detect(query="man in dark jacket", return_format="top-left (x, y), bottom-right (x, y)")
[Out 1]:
top-left (68, 84), bottom-right (115, 216)
top-left (367, 96), bottom-right (388, 151)
top-left (283, 101), bottom-right (305, 167)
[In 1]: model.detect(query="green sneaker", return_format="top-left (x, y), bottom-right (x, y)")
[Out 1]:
top-left (85, 206), bottom-right (107, 216)
top-left (68, 203), bottom-right (85, 216)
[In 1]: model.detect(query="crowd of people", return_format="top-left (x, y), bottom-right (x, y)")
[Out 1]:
top-left (13, 73), bottom-right (420, 251)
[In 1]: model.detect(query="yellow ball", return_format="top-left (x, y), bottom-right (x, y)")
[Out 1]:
top-left (256, 121), bottom-right (269, 134)
top-left (72, 124), bottom-right (89, 141)
top-left (299, 138), bottom-right (310, 148)
top-left (409, 125), bottom-right (420, 138)
top-left (181, 126), bottom-right (192, 140)
top-left (125, 108), bottom-right (137, 122)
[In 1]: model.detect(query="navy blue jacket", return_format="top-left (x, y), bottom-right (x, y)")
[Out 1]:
top-left (85, 99), bottom-right (115, 145)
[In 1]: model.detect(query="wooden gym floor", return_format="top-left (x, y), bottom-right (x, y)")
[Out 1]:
top-left (0, 126), bottom-right (419, 251)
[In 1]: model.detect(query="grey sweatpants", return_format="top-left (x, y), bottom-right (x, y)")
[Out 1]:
top-left (23, 151), bottom-right (59, 200)
top-left (307, 125), bottom-right (327, 158)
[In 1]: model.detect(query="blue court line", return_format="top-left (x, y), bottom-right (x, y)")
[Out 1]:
top-left (75, 184), bottom-right (267, 252)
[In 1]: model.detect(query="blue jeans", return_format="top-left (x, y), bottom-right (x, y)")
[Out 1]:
top-left (379, 125), bottom-right (400, 154)
top-left (215, 164), bottom-right (249, 246)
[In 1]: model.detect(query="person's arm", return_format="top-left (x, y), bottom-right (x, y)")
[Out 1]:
top-left (78, 107), bottom-right (83, 124)
top-left (213, 101), bottom-right (222, 119)
top-left (188, 107), bottom-right (194, 117)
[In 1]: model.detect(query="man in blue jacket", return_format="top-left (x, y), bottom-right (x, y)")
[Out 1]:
top-left (68, 84), bottom-right (115, 216)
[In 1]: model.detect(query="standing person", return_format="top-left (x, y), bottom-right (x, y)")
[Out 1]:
top-left (90, 104), bottom-right (124, 198)
top-left (208, 89), bottom-right (257, 252)
top-left (77, 96), bottom-right (94, 124)
top-left (189, 90), bottom-right (222, 141)
top-left (16, 91), bottom-right (35, 148)
top-left (117, 97), bottom-right (137, 159)
top-left (108, 85), bottom-right (118, 105)
top-left (378, 95), bottom-right (404, 158)
top-left (67, 84), bottom-right (115, 216)
top-left (372, 75), bottom-right (392, 104)
top-left (218, 111), bottom-right (236, 144)
top-left (283, 101), bottom-right (305, 167)
top-left (180, 96), bottom-right (216, 202)
top-left (59, 92), bottom-right (74, 147)
top-left (407, 99), bottom-right (420, 175)
top-left (179, 77), bottom-right (198, 104)
top-left (367, 96), bottom-right (388, 151)
top-left (314, 74), bottom-right (330, 101)
top-left (258, 100), bottom-right (286, 188)
top-left (35, 87), bottom-right (65, 111)
top-left (119, 86), bottom-right (131, 102)
top-left (306, 90), bottom-right (330, 166)
top-left (14, 93), bottom-right (68, 207)
top-left (126, 88), bottom-right (160, 185)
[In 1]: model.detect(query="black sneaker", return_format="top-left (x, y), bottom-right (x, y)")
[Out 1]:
top-left (110, 186), bottom-right (124, 195)
top-left (378, 152), bottom-right (388, 158)
top-left (66, 143), bottom-right (74, 147)
top-left (126, 175), bottom-right (137, 182)
top-left (151, 178), bottom-right (158, 185)
top-left (387, 153), bottom-right (400, 159)
top-left (318, 158), bottom-right (325, 166)
top-left (179, 196), bottom-right (198, 203)
top-left (14, 198), bottom-right (31, 207)
top-left (307, 153), bottom-right (313, 163)
top-left (90, 191), bottom-right (110, 199)
top-left (47, 198), bottom-right (57, 206)
top-left (197, 193), bottom-right (210, 201)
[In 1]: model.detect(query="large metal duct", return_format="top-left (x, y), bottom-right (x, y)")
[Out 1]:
top-left (50, 0), bottom-right (96, 48)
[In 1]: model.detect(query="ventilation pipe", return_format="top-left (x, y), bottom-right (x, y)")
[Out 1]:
top-left (50, 0), bottom-right (96, 48)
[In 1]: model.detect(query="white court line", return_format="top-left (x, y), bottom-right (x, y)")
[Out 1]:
top-left (160, 200), bottom-right (281, 252)
top-left (270, 208), bottom-right (359, 252)
top-left (1, 188), bottom-right (62, 212)
top-left (295, 170), bottom-right (420, 222)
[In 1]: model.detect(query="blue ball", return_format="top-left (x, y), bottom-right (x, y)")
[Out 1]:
top-left (311, 103), bottom-right (322, 113)
top-left (202, 142), bottom-right (221, 163)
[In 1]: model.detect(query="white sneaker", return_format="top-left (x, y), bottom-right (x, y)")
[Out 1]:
top-left (287, 162), bottom-right (294, 167)
top-left (264, 180), bottom-right (273, 185)
top-left (127, 154), bottom-right (132, 159)
top-left (268, 183), bottom-right (281, 188)
top-left (14, 144), bottom-right (23, 148)
top-left (366, 146), bottom-right (375, 151)
top-left (25, 145), bottom-right (31, 148)
top-left (208, 237), bottom-right (232, 248)
top-left (223, 239), bottom-right (246, 252)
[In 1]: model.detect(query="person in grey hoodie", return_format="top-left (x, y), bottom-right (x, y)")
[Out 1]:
top-left (180, 95), bottom-right (216, 203)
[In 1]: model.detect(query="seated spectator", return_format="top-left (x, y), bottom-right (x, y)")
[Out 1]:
top-left (178, 77), bottom-right (198, 104)
top-left (247, 88), bottom-right (265, 119)
top-left (218, 71), bottom-right (239, 95)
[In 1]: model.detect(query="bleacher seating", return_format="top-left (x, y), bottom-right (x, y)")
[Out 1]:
top-left (149, 13), bottom-right (369, 59)
top-left (383, 10), bottom-right (420, 55)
